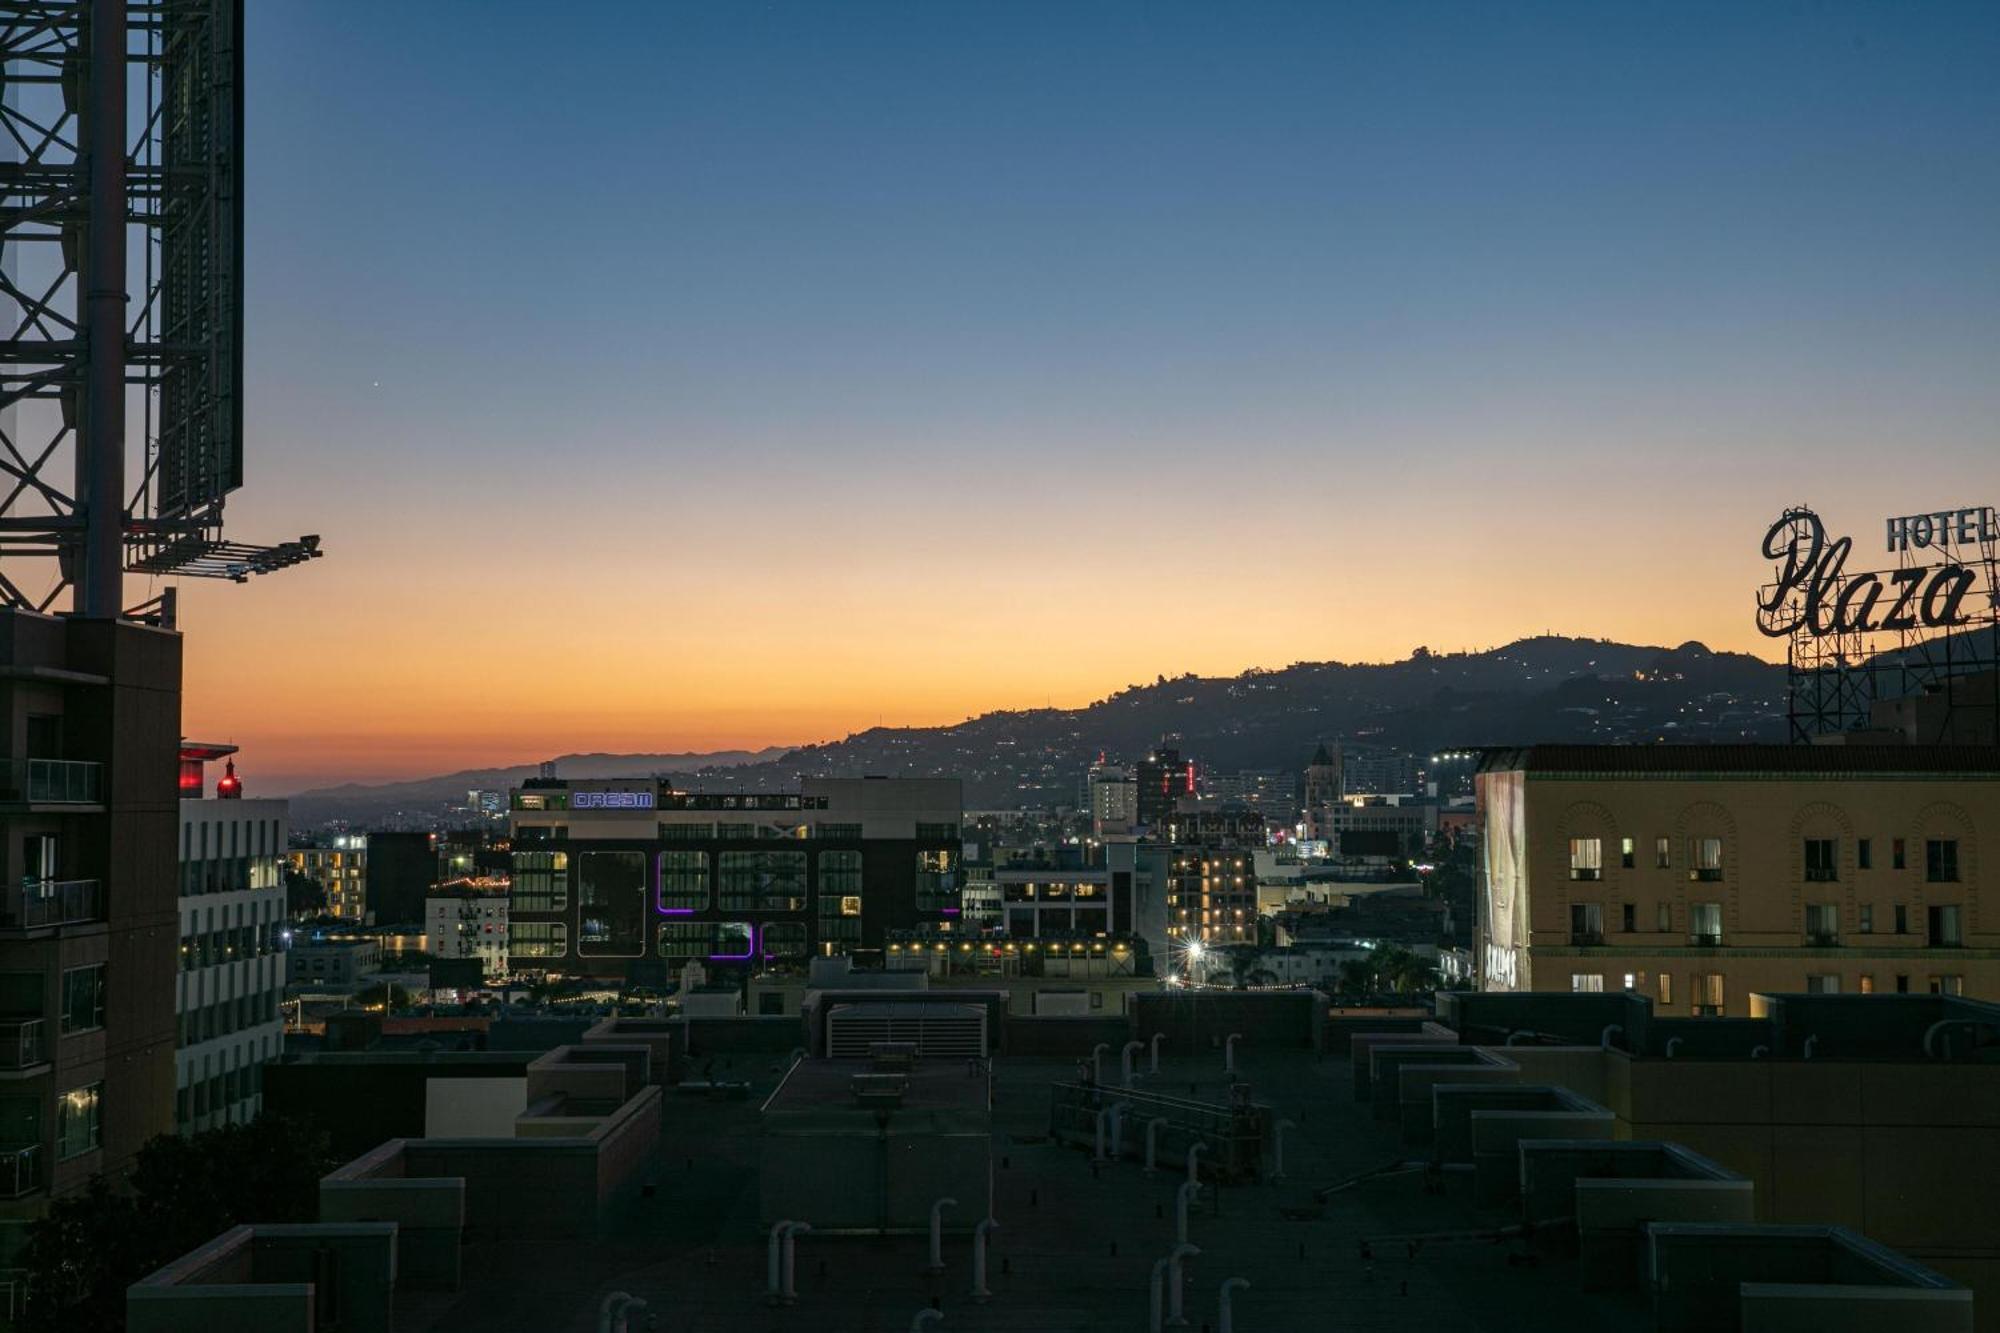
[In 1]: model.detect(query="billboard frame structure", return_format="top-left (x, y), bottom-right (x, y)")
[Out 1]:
top-left (0, 0), bottom-right (316, 620)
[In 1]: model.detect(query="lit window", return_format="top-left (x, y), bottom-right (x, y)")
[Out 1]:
top-left (1568, 838), bottom-right (1602, 881)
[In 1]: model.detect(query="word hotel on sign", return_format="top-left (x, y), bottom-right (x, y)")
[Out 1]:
top-left (1885, 507), bottom-right (1997, 553)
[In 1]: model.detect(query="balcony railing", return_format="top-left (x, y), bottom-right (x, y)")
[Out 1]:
top-left (0, 1145), bottom-right (40, 1199)
top-left (0, 880), bottom-right (102, 931)
top-left (1689, 932), bottom-right (1722, 947)
top-left (1569, 931), bottom-right (1605, 947)
top-left (0, 759), bottom-right (102, 805)
top-left (1806, 932), bottom-right (1841, 947)
top-left (0, 1019), bottom-right (44, 1071)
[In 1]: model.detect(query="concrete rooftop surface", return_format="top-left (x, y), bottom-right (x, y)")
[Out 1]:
top-left (400, 1046), bottom-right (1641, 1333)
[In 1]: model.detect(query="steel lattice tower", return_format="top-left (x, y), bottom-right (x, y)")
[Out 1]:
top-left (1, 0), bottom-right (316, 622)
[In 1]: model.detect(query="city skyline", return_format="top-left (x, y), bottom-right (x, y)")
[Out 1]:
top-left (174, 0), bottom-right (2000, 790)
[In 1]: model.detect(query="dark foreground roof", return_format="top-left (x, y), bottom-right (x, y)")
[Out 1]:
top-left (1478, 744), bottom-right (2000, 778)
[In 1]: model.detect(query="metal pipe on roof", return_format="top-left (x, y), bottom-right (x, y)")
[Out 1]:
top-left (971, 1217), bottom-right (999, 1303)
top-left (766, 1220), bottom-right (795, 1304)
top-left (1123, 1039), bottom-right (1145, 1087)
top-left (1167, 1243), bottom-right (1201, 1326)
top-left (1151, 1031), bottom-right (1166, 1074)
top-left (1225, 1033), bottom-right (1244, 1073)
top-left (928, 1198), bottom-right (957, 1271)
top-left (1146, 1116), bottom-right (1171, 1174)
top-left (782, 1222), bottom-right (811, 1303)
top-left (1272, 1119), bottom-right (1297, 1182)
top-left (1219, 1277), bottom-right (1250, 1333)
top-left (1176, 1180), bottom-right (1201, 1246)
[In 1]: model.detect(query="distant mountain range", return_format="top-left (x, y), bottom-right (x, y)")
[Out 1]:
top-left (284, 749), bottom-right (792, 827)
top-left (285, 637), bottom-right (1791, 826)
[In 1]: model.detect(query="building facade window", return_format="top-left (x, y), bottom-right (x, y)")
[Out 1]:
top-left (1657, 972), bottom-right (1673, 1006)
top-left (718, 850), bottom-right (806, 911)
top-left (816, 850), bottom-right (863, 947)
top-left (1803, 838), bottom-right (1838, 882)
top-left (510, 851), bottom-right (569, 913)
top-left (1805, 903), bottom-right (1840, 946)
top-left (1620, 837), bottom-right (1635, 870)
top-left (915, 849), bottom-right (959, 912)
top-left (1654, 837), bottom-right (1670, 869)
top-left (57, 1082), bottom-right (102, 1159)
top-left (1569, 902), bottom-right (1603, 945)
top-left (1928, 904), bottom-right (1963, 948)
top-left (1656, 902), bottom-right (1671, 932)
top-left (1893, 838), bottom-right (1907, 870)
top-left (1693, 972), bottom-right (1725, 1016)
top-left (577, 851), bottom-right (646, 956)
top-left (1569, 973), bottom-right (1604, 993)
top-left (1859, 904), bottom-right (1874, 934)
top-left (658, 851), bottom-right (710, 912)
top-left (511, 922), bottom-right (568, 958)
top-left (59, 965), bottom-right (105, 1035)
top-left (1930, 974), bottom-right (1965, 996)
top-left (1806, 974), bottom-right (1840, 995)
top-left (1568, 838), bottom-right (1602, 881)
top-left (1926, 838), bottom-right (1960, 884)
top-left (760, 922), bottom-right (808, 961)
top-left (1689, 902), bottom-right (1722, 946)
top-left (1858, 974), bottom-right (1875, 994)
top-left (1858, 838), bottom-right (1873, 870)
top-left (1689, 838), bottom-right (1724, 882)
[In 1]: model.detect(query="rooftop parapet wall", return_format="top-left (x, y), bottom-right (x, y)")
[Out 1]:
top-left (127, 1223), bottom-right (399, 1333)
top-left (1648, 1222), bottom-right (1974, 1333)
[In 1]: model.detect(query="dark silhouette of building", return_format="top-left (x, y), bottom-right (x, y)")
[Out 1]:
top-left (364, 832), bottom-right (437, 926)
top-left (1135, 747), bottom-right (1194, 832)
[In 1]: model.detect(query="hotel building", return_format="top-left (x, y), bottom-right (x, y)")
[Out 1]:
top-left (1477, 745), bottom-right (2000, 1013)
top-left (506, 776), bottom-right (962, 979)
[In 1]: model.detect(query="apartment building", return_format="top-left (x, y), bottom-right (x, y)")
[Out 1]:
top-left (0, 610), bottom-right (181, 1265)
top-left (175, 744), bottom-right (288, 1133)
top-left (288, 835), bottom-right (368, 920)
top-left (1477, 745), bottom-right (2000, 1014)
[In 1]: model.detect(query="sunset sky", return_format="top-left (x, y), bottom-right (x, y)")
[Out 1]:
top-left (174, 1), bottom-right (2000, 793)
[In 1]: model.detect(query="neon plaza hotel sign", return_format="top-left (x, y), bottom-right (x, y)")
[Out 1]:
top-left (1757, 505), bottom-right (1996, 640)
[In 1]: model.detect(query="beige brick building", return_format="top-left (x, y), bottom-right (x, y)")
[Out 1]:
top-left (1476, 745), bottom-right (2000, 1013)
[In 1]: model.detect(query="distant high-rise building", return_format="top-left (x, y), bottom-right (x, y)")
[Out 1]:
top-left (1087, 760), bottom-right (1138, 837)
top-left (1135, 747), bottom-right (1195, 832)
top-left (1162, 808), bottom-right (1264, 945)
top-left (175, 744), bottom-right (288, 1134)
